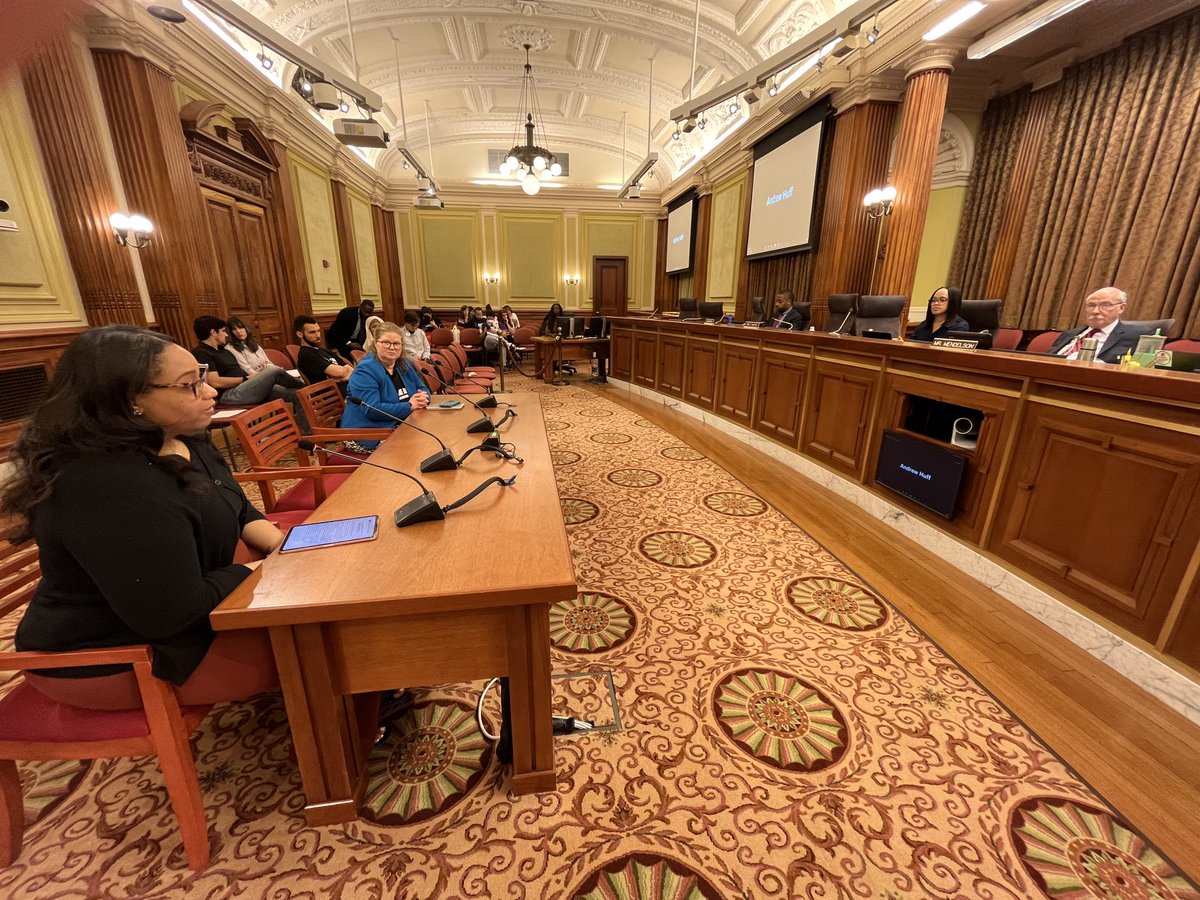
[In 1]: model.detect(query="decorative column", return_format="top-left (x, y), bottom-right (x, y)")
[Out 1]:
top-left (691, 184), bottom-right (713, 302)
top-left (875, 50), bottom-right (956, 311)
top-left (372, 203), bottom-right (404, 313)
top-left (91, 49), bottom-right (220, 345)
top-left (20, 36), bottom-right (146, 326)
top-left (266, 138), bottom-right (313, 323)
top-left (810, 91), bottom-right (900, 322)
top-left (331, 179), bottom-right (361, 305)
top-left (985, 85), bottom-right (1058, 301)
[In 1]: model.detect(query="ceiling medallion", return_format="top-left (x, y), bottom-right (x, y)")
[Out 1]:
top-left (501, 24), bottom-right (553, 53)
top-left (499, 43), bottom-right (562, 195)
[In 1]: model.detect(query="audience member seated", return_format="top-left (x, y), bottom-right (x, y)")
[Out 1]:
top-left (418, 306), bottom-right (442, 332)
top-left (2, 326), bottom-right (282, 710)
top-left (294, 315), bottom-right (354, 395)
top-left (326, 299), bottom-right (376, 356)
top-left (769, 290), bottom-right (809, 330)
top-left (339, 321), bottom-right (431, 449)
top-left (540, 303), bottom-right (565, 336)
top-left (191, 317), bottom-right (306, 424)
top-left (455, 305), bottom-right (471, 329)
top-left (225, 317), bottom-right (274, 375)
top-left (1047, 287), bottom-right (1143, 363)
top-left (500, 305), bottom-right (521, 330)
top-left (466, 307), bottom-right (488, 329)
top-left (361, 315), bottom-right (385, 354)
top-left (909, 286), bottom-right (970, 342)
top-left (401, 311), bottom-right (433, 362)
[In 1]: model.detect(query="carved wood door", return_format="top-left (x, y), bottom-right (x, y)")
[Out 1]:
top-left (593, 256), bottom-right (628, 318)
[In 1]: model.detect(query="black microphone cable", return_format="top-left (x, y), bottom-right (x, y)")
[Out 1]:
top-left (347, 395), bottom-right (457, 472)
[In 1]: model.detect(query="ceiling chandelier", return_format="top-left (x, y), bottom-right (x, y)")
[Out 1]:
top-left (499, 43), bottom-right (561, 195)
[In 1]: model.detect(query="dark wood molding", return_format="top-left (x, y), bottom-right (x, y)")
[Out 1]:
top-left (0, 327), bottom-right (87, 455)
top-left (372, 205), bottom-right (403, 313)
top-left (19, 36), bottom-right (145, 328)
top-left (268, 140), bottom-right (314, 324)
top-left (691, 193), bottom-right (712, 303)
top-left (331, 180), bottom-right (361, 305)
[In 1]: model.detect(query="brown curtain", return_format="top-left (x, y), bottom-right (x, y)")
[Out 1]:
top-left (746, 250), bottom-right (815, 309)
top-left (948, 89), bottom-right (1033, 299)
top-left (1007, 10), bottom-right (1200, 335)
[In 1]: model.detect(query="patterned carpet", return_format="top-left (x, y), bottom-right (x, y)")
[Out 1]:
top-left (2, 377), bottom-right (1198, 898)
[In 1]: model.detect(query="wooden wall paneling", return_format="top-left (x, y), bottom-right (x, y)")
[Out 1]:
top-left (867, 368), bottom-right (1021, 545)
top-left (657, 333), bottom-right (686, 397)
top-left (683, 336), bottom-right (718, 409)
top-left (632, 330), bottom-right (658, 388)
top-left (988, 402), bottom-right (1200, 642)
top-left (715, 339), bottom-right (758, 426)
top-left (0, 327), bottom-right (86, 453)
top-left (331, 181), bottom-right (361, 305)
top-left (201, 190), bottom-right (247, 317)
top-left (753, 347), bottom-right (809, 446)
top-left (735, 165), bottom-right (756, 320)
top-left (654, 217), bottom-right (670, 309)
top-left (810, 101), bottom-right (899, 315)
top-left (235, 204), bottom-right (286, 345)
top-left (876, 58), bottom-right (954, 310)
top-left (611, 326), bottom-right (633, 380)
top-left (372, 205), bottom-right (403, 313)
top-left (266, 140), bottom-right (313, 326)
top-left (985, 87), bottom-right (1058, 303)
top-left (803, 356), bottom-right (882, 477)
top-left (20, 37), bottom-right (145, 327)
top-left (1164, 575), bottom-right (1200, 670)
top-left (691, 193), bottom-right (712, 302)
top-left (91, 50), bottom-right (220, 345)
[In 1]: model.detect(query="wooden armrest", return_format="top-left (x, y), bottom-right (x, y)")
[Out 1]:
top-left (0, 644), bottom-right (152, 671)
top-left (233, 465), bottom-right (359, 485)
top-left (308, 427), bottom-right (394, 440)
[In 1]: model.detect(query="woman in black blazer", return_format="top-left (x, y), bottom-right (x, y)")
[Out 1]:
top-left (2, 326), bottom-right (283, 709)
top-left (910, 286), bottom-right (970, 342)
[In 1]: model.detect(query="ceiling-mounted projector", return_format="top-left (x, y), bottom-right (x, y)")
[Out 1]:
top-left (413, 195), bottom-right (444, 209)
top-left (333, 118), bottom-right (389, 149)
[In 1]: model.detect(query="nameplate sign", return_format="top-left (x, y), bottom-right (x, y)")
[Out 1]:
top-left (933, 337), bottom-right (982, 351)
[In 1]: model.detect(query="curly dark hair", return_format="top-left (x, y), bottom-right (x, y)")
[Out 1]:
top-left (1, 326), bottom-right (199, 541)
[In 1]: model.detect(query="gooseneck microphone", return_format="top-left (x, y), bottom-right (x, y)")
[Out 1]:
top-left (428, 370), bottom-right (519, 434)
top-left (348, 396), bottom-right (457, 472)
top-left (299, 440), bottom-right (518, 526)
top-left (297, 439), bottom-right (443, 526)
top-left (830, 309), bottom-right (854, 335)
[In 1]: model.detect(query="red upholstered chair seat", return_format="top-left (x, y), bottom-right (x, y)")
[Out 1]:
top-left (0, 681), bottom-right (209, 744)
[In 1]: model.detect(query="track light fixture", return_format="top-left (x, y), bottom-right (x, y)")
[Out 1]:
top-left (867, 25), bottom-right (879, 43)
top-left (339, 99), bottom-right (350, 113)
top-left (767, 76), bottom-right (779, 97)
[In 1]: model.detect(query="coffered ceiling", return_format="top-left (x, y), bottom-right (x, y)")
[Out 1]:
top-left (199, 0), bottom-right (1198, 196)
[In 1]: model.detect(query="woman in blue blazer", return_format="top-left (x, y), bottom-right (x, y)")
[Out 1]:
top-left (341, 321), bottom-right (431, 449)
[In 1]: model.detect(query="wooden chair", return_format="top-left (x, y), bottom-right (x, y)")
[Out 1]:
top-left (265, 348), bottom-right (293, 369)
top-left (295, 382), bottom-right (394, 444)
top-left (445, 343), bottom-right (498, 380)
top-left (228, 401), bottom-right (358, 513)
top-left (285, 344), bottom-right (304, 369)
top-left (1025, 331), bottom-right (1061, 353)
top-left (0, 541), bottom-right (213, 869)
top-left (512, 325), bottom-right (537, 355)
top-left (430, 350), bottom-right (490, 392)
top-left (350, 349), bottom-right (366, 363)
top-left (430, 328), bottom-right (454, 349)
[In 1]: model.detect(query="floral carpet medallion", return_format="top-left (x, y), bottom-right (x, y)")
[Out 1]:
top-left (702, 491), bottom-right (767, 517)
top-left (639, 531), bottom-right (718, 568)
top-left (561, 496), bottom-right (600, 525)
top-left (550, 592), bottom-right (637, 653)
top-left (571, 853), bottom-right (723, 899)
top-left (608, 467), bottom-right (663, 488)
top-left (4, 378), bottom-right (1197, 898)
top-left (786, 576), bottom-right (889, 630)
top-left (713, 668), bottom-right (848, 772)
top-left (359, 700), bottom-right (492, 826)
top-left (1012, 798), bottom-right (1200, 899)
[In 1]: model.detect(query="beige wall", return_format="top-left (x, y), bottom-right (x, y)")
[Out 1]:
top-left (707, 172), bottom-right (750, 304)
top-left (348, 189), bottom-right (380, 303)
top-left (0, 77), bottom-right (83, 328)
top-left (289, 153), bottom-right (345, 311)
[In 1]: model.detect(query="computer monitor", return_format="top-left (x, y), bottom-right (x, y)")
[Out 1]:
top-left (564, 315), bottom-right (585, 338)
top-left (586, 316), bottom-right (610, 338)
top-left (699, 301), bottom-right (724, 322)
top-left (873, 430), bottom-right (966, 519)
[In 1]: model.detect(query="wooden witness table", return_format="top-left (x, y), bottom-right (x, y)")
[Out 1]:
top-left (532, 335), bottom-right (610, 383)
top-left (210, 392), bottom-right (576, 826)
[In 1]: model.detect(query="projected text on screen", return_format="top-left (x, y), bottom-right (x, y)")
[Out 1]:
top-left (665, 200), bottom-right (695, 273)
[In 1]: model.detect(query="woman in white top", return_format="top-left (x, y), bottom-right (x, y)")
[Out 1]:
top-left (226, 318), bottom-right (272, 374)
top-left (361, 315), bottom-right (385, 354)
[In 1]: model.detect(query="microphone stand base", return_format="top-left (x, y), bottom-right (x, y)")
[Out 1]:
top-left (467, 416), bottom-right (496, 434)
top-left (394, 493), bottom-right (446, 527)
top-left (419, 449), bottom-right (459, 472)
top-left (475, 395), bottom-right (498, 408)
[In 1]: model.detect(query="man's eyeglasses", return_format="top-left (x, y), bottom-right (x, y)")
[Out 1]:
top-left (1085, 302), bottom-right (1122, 310)
top-left (377, 340), bottom-right (404, 349)
top-left (147, 364), bottom-right (209, 398)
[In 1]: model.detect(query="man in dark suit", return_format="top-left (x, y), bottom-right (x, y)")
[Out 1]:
top-left (1047, 287), bottom-right (1144, 363)
top-left (326, 299), bottom-right (376, 355)
top-left (769, 290), bottom-right (810, 331)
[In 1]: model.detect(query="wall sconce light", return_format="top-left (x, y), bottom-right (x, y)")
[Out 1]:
top-left (563, 274), bottom-right (580, 286)
top-left (110, 212), bottom-right (154, 249)
top-left (482, 272), bottom-right (501, 285)
top-left (863, 186), bottom-right (897, 219)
